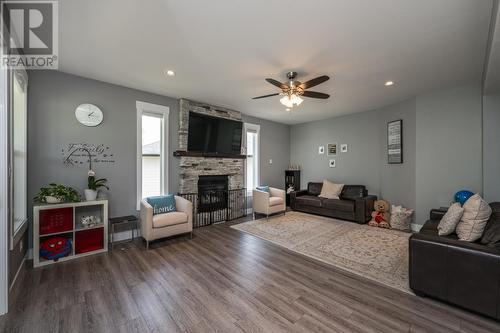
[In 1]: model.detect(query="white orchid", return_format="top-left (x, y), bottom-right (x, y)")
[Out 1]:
top-left (87, 170), bottom-right (96, 177)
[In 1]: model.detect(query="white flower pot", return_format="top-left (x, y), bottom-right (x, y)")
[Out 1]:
top-left (45, 196), bottom-right (62, 204)
top-left (84, 189), bottom-right (98, 201)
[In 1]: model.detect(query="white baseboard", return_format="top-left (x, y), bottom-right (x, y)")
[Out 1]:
top-left (9, 254), bottom-right (27, 291)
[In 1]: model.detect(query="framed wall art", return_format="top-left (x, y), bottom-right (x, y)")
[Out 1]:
top-left (327, 143), bottom-right (337, 156)
top-left (387, 119), bottom-right (402, 164)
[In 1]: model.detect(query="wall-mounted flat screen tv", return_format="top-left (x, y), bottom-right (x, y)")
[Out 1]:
top-left (187, 112), bottom-right (243, 155)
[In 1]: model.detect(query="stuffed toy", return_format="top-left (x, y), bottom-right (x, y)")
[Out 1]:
top-left (368, 200), bottom-right (391, 228)
top-left (40, 237), bottom-right (72, 261)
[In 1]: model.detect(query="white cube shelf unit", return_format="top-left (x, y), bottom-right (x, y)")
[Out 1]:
top-left (33, 200), bottom-right (108, 267)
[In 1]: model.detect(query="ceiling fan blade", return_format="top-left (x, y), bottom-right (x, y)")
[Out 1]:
top-left (252, 93), bottom-right (280, 99)
top-left (265, 78), bottom-right (288, 89)
top-left (299, 75), bottom-right (330, 89)
top-left (301, 91), bottom-right (330, 99)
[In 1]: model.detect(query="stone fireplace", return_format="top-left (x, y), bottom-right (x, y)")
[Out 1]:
top-left (174, 99), bottom-right (247, 226)
top-left (176, 99), bottom-right (245, 195)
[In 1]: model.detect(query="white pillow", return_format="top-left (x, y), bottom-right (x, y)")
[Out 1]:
top-left (437, 203), bottom-right (464, 236)
top-left (456, 194), bottom-right (492, 242)
top-left (319, 180), bottom-right (344, 199)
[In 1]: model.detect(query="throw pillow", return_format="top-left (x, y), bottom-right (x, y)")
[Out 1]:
top-left (256, 185), bottom-right (270, 193)
top-left (437, 203), bottom-right (464, 236)
top-left (147, 195), bottom-right (177, 215)
top-left (319, 179), bottom-right (344, 199)
top-left (456, 194), bottom-right (492, 242)
top-left (390, 205), bottom-right (414, 232)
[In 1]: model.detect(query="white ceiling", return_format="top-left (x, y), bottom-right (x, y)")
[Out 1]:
top-left (59, 0), bottom-right (493, 124)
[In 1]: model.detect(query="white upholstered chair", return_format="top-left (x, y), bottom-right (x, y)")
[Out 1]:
top-left (252, 187), bottom-right (286, 219)
top-left (140, 196), bottom-right (193, 249)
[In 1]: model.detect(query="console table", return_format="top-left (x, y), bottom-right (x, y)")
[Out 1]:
top-left (33, 200), bottom-right (108, 267)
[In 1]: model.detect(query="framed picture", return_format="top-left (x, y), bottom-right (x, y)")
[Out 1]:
top-left (341, 144), bottom-right (348, 153)
top-left (327, 143), bottom-right (337, 156)
top-left (329, 159), bottom-right (336, 168)
top-left (318, 145), bottom-right (325, 154)
top-left (387, 119), bottom-right (403, 164)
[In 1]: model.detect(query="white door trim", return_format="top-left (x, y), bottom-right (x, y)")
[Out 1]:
top-left (136, 101), bottom-right (170, 210)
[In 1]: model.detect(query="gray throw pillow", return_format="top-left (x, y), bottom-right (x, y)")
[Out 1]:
top-left (437, 203), bottom-right (464, 236)
top-left (456, 194), bottom-right (492, 242)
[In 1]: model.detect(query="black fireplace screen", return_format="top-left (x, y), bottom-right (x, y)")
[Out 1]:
top-left (179, 188), bottom-right (247, 228)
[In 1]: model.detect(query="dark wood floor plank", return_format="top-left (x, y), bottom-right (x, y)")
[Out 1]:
top-left (2, 215), bottom-right (499, 333)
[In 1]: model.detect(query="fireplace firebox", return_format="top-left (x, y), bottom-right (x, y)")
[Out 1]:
top-left (197, 175), bottom-right (229, 213)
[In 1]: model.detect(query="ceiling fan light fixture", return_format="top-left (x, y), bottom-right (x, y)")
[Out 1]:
top-left (280, 94), bottom-right (303, 108)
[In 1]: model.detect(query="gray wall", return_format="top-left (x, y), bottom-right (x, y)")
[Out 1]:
top-left (27, 71), bottom-right (290, 223)
top-left (242, 114), bottom-right (290, 189)
top-left (28, 71), bottom-right (180, 219)
top-left (483, 92), bottom-right (500, 202)
top-left (290, 99), bottom-right (416, 213)
top-left (291, 84), bottom-right (483, 225)
top-left (415, 84), bottom-right (483, 223)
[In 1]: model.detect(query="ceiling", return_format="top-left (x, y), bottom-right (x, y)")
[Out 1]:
top-left (59, 0), bottom-right (493, 124)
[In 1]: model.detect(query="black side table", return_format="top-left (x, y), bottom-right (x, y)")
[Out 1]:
top-left (109, 215), bottom-right (139, 250)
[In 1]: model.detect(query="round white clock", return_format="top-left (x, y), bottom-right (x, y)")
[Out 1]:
top-left (75, 103), bottom-right (103, 127)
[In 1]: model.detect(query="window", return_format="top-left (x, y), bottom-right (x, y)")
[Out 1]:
top-left (244, 123), bottom-right (260, 193)
top-left (136, 101), bottom-right (169, 209)
top-left (10, 69), bottom-right (28, 247)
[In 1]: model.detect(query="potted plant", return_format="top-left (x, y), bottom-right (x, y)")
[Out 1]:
top-left (85, 169), bottom-right (109, 201)
top-left (34, 183), bottom-right (81, 203)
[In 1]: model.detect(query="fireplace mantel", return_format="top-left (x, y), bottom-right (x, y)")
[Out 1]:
top-left (173, 150), bottom-right (246, 159)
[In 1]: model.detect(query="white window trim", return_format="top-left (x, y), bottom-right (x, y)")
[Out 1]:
top-left (136, 101), bottom-right (169, 210)
top-left (243, 123), bottom-right (260, 194)
top-left (0, 46), bottom-right (9, 315)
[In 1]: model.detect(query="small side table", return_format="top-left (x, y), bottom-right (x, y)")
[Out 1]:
top-left (109, 215), bottom-right (139, 250)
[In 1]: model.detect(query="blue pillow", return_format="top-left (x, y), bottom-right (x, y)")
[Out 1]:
top-left (256, 185), bottom-right (270, 193)
top-left (146, 195), bottom-right (176, 215)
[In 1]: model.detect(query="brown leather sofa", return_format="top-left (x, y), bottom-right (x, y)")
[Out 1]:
top-left (409, 203), bottom-right (500, 320)
top-left (290, 182), bottom-right (376, 224)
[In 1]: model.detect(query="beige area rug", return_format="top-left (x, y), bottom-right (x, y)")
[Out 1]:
top-left (231, 211), bottom-right (412, 294)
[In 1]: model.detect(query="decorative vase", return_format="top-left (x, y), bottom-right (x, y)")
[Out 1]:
top-left (45, 196), bottom-right (62, 204)
top-left (84, 189), bottom-right (98, 201)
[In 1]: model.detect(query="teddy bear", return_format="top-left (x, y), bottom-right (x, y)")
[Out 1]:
top-left (368, 200), bottom-right (391, 228)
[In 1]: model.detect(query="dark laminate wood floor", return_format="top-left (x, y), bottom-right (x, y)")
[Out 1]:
top-left (1, 216), bottom-right (500, 333)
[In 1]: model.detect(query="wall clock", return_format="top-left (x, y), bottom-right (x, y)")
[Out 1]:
top-left (75, 103), bottom-right (103, 127)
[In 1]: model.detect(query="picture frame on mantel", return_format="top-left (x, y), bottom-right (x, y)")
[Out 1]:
top-left (387, 119), bottom-right (403, 164)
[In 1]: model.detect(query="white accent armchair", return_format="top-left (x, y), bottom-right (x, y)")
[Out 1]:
top-left (252, 187), bottom-right (286, 219)
top-left (140, 196), bottom-right (193, 249)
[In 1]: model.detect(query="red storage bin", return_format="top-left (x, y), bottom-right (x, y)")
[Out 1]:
top-left (75, 228), bottom-right (104, 254)
top-left (39, 208), bottom-right (73, 235)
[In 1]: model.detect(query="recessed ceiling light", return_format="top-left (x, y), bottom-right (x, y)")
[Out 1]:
top-left (165, 70), bottom-right (175, 77)
top-left (285, 108), bottom-right (291, 112)
top-left (385, 81), bottom-right (394, 86)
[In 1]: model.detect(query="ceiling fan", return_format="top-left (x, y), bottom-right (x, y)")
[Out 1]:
top-left (252, 71), bottom-right (330, 108)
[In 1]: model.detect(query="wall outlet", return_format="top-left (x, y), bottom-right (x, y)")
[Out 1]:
top-left (269, 159), bottom-right (273, 165)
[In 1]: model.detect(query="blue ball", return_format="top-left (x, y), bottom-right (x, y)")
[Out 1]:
top-left (454, 190), bottom-right (474, 205)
